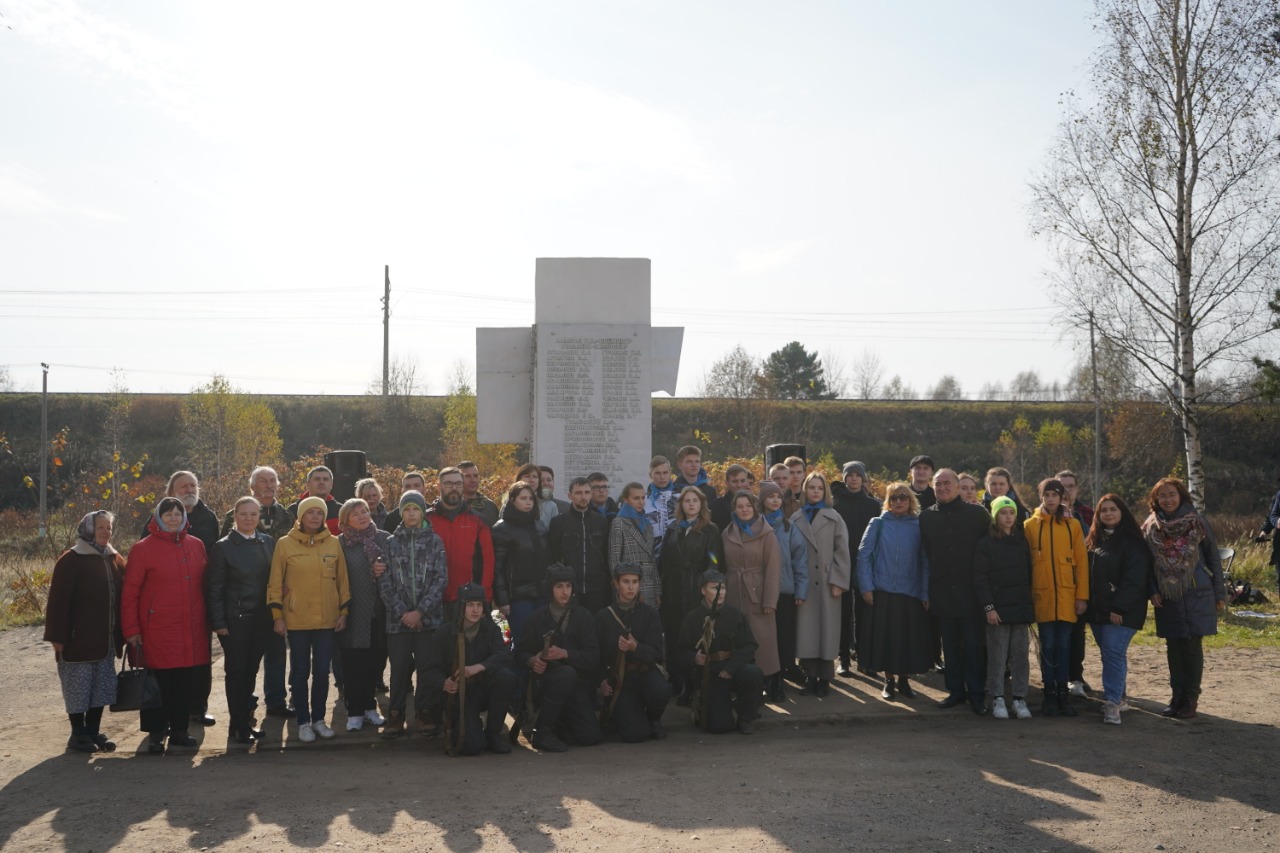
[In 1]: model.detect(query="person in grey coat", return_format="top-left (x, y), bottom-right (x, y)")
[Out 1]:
top-left (337, 497), bottom-right (391, 732)
top-left (792, 473), bottom-right (851, 697)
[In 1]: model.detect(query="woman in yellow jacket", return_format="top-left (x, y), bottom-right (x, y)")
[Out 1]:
top-left (1023, 478), bottom-right (1088, 718)
top-left (268, 496), bottom-right (351, 742)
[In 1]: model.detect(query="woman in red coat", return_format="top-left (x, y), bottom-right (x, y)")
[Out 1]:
top-left (122, 497), bottom-right (210, 754)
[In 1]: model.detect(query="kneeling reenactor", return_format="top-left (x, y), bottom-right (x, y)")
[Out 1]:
top-left (678, 569), bottom-right (764, 734)
top-left (427, 583), bottom-right (518, 755)
top-left (515, 564), bottom-right (602, 753)
top-left (596, 562), bottom-right (671, 742)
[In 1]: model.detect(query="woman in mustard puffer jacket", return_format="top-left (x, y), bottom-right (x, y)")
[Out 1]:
top-left (268, 496), bottom-right (350, 742)
top-left (1023, 478), bottom-right (1088, 717)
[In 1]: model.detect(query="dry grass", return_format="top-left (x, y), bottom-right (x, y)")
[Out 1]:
top-left (0, 552), bottom-right (51, 629)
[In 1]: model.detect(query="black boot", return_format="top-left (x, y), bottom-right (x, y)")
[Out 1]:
top-left (1057, 683), bottom-right (1078, 717)
top-left (1042, 682), bottom-right (1061, 718)
top-left (801, 677), bottom-right (817, 696)
top-left (896, 676), bottom-right (916, 699)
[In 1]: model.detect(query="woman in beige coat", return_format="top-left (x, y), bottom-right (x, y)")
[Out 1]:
top-left (721, 491), bottom-right (781, 687)
top-left (793, 473), bottom-right (852, 697)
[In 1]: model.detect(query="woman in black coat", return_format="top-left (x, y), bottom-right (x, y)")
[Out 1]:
top-left (207, 497), bottom-right (276, 744)
top-left (972, 496), bottom-right (1035, 720)
top-left (831, 461), bottom-right (880, 677)
top-left (1084, 494), bottom-right (1150, 726)
top-left (659, 487), bottom-right (725, 703)
top-left (1142, 477), bottom-right (1224, 720)
top-left (491, 482), bottom-right (551, 646)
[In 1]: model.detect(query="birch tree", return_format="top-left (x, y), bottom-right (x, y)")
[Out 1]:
top-left (1031, 0), bottom-right (1280, 508)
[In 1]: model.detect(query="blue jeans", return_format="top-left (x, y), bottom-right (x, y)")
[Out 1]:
top-left (1090, 623), bottom-right (1136, 703)
top-left (287, 629), bottom-right (335, 725)
top-left (263, 631), bottom-right (286, 707)
top-left (508, 598), bottom-right (541, 649)
top-left (1037, 621), bottom-right (1074, 685)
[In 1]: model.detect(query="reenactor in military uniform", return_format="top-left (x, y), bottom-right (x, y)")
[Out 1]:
top-left (514, 564), bottom-right (602, 753)
top-left (426, 583), bottom-right (518, 755)
top-left (678, 569), bottom-right (764, 734)
top-left (596, 562), bottom-right (671, 742)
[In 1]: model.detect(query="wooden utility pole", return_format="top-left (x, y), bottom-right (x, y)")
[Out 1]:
top-left (1088, 313), bottom-right (1102, 499)
top-left (382, 265), bottom-right (390, 397)
top-left (39, 362), bottom-right (48, 538)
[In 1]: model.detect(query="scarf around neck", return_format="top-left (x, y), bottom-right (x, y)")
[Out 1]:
top-left (802, 501), bottom-right (827, 524)
top-left (341, 521), bottom-right (382, 573)
top-left (733, 515), bottom-right (756, 536)
top-left (618, 503), bottom-right (651, 536)
top-left (1142, 507), bottom-right (1206, 601)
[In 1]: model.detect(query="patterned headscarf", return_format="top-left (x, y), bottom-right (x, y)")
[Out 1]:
top-left (77, 510), bottom-right (112, 556)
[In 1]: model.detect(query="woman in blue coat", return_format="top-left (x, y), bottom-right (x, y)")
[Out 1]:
top-left (759, 481), bottom-right (808, 701)
top-left (1142, 478), bottom-right (1224, 720)
top-left (856, 482), bottom-right (931, 702)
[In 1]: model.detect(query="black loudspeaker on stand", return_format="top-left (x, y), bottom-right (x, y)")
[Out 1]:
top-left (324, 450), bottom-right (367, 501)
top-left (765, 444), bottom-right (806, 471)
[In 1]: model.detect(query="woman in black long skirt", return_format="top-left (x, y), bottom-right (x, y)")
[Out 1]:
top-left (854, 482), bottom-right (932, 701)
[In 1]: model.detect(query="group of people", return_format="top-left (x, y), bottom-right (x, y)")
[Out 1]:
top-left (42, 445), bottom-right (1227, 756)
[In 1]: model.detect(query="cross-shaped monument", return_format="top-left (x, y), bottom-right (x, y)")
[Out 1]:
top-left (476, 258), bottom-right (683, 489)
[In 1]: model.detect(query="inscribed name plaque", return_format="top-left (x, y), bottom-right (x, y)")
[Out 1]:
top-left (538, 326), bottom-right (649, 491)
top-left (476, 258), bottom-right (683, 488)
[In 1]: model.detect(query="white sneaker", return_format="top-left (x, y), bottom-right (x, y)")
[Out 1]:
top-left (346, 716), bottom-right (364, 732)
top-left (1118, 695), bottom-right (1131, 712)
top-left (363, 709), bottom-right (386, 726)
top-left (1102, 701), bottom-right (1121, 725)
top-left (312, 720), bottom-right (335, 739)
top-left (1068, 681), bottom-right (1087, 698)
top-left (1012, 699), bottom-right (1032, 719)
top-left (298, 723), bottom-right (316, 743)
top-left (991, 697), bottom-right (1009, 719)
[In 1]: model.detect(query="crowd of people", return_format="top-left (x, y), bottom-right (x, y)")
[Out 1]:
top-left (42, 446), bottom-right (1231, 756)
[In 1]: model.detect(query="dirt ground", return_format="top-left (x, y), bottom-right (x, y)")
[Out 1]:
top-left (0, 625), bottom-right (1276, 852)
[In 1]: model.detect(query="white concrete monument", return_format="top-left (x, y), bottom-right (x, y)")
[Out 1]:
top-left (476, 258), bottom-right (683, 489)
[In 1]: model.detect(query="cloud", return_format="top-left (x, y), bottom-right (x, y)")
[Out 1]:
top-left (5, 0), bottom-right (198, 129)
top-left (0, 164), bottom-right (120, 221)
top-left (735, 239), bottom-right (815, 275)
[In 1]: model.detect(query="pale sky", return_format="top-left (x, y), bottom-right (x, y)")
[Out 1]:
top-left (1, 1), bottom-right (1101, 397)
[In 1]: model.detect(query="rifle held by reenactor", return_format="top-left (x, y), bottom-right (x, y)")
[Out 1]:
top-left (443, 602), bottom-right (468, 755)
top-left (693, 582), bottom-right (723, 730)
top-left (599, 619), bottom-right (631, 727)
top-left (510, 593), bottom-right (575, 745)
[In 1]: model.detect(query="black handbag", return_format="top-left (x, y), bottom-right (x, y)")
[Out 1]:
top-left (111, 648), bottom-right (162, 713)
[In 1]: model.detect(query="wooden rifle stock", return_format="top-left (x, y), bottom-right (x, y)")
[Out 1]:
top-left (444, 603), bottom-right (468, 756)
top-left (600, 628), bottom-right (630, 726)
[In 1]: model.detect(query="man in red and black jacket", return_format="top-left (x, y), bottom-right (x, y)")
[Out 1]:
top-left (426, 467), bottom-right (496, 614)
top-left (286, 466), bottom-right (342, 534)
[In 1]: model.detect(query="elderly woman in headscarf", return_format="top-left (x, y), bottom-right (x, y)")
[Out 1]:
top-left (122, 497), bottom-right (211, 754)
top-left (44, 510), bottom-right (128, 753)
